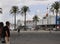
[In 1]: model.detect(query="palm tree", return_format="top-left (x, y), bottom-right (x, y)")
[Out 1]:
top-left (51, 1), bottom-right (60, 29)
top-left (33, 15), bottom-right (39, 30)
top-left (20, 6), bottom-right (29, 31)
top-left (10, 6), bottom-right (19, 30)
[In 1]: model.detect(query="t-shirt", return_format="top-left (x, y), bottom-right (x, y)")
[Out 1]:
top-left (2, 26), bottom-right (10, 37)
top-left (0, 28), bottom-right (2, 34)
top-left (4, 26), bottom-right (10, 37)
top-left (1, 27), bottom-right (5, 37)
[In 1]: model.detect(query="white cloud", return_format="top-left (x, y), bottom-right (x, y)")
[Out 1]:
top-left (18, 0), bottom-right (59, 6)
top-left (0, 0), bottom-right (59, 7)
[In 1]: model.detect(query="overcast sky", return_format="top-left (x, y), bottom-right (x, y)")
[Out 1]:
top-left (0, 0), bottom-right (59, 24)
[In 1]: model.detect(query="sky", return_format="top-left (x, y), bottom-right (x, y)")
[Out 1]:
top-left (0, 0), bottom-right (60, 24)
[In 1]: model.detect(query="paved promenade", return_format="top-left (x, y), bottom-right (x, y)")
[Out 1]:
top-left (0, 31), bottom-right (60, 44)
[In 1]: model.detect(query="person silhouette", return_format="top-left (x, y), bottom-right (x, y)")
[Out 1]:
top-left (4, 21), bottom-right (10, 44)
top-left (0, 22), bottom-right (5, 43)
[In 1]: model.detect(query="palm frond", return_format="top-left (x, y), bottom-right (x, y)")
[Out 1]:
top-left (20, 6), bottom-right (29, 16)
top-left (50, 1), bottom-right (60, 16)
top-left (51, 1), bottom-right (60, 13)
top-left (10, 6), bottom-right (19, 14)
top-left (0, 11), bottom-right (2, 13)
top-left (33, 15), bottom-right (39, 22)
top-left (0, 8), bottom-right (2, 14)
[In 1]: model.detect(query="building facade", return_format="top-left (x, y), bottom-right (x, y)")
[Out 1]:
top-left (16, 15), bottom-right (60, 30)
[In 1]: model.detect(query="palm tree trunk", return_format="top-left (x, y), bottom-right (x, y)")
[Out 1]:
top-left (56, 12), bottom-right (58, 30)
top-left (36, 21), bottom-right (37, 30)
top-left (24, 13), bottom-right (26, 31)
top-left (35, 21), bottom-right (37, 30)
top-left (14, 13), bottom-right (16, 30)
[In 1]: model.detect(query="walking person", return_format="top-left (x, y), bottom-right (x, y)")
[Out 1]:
top-left (17, 25), bottom-right (21, 35)
top-left (0, 22), bottom-right (4, 40)
top-left (4, 21), bottom-right (10, 44)
top-left (0, 22), bottom-right (6, 43)
top-left (0, 22), bottom-right (2, 40)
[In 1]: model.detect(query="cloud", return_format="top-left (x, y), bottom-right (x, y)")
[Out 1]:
top-left (18, 0), bottom-right (59, 6)
top-left (0, 0), bottom-right (59, 23)
top-left (0, 0), bottom-right (59, 7)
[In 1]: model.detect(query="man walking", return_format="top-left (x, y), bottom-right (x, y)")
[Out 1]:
top-left (4, 21), bottom-right (10, 44)
top-left (0, 22), bottom-right (6, 44)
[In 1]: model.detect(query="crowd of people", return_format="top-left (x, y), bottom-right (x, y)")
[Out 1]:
top-left (0, 21), bottom-right (10, 44)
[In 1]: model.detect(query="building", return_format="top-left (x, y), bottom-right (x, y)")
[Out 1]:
top-left (16, 15), bottom-right (60, 30)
